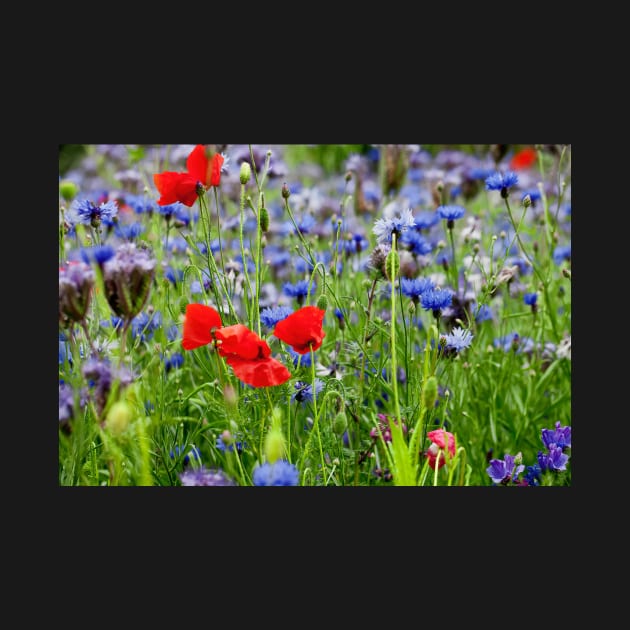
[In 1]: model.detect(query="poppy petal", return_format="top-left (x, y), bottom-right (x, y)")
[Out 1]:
top-left (273, 306), bottom-right (326, 354)
top-left (153, 172), bottom-right (183, 206)
top-left (186, 144), bottom-right (209, 184)
top-left (509, 147), bottom-right (537, 170)
top-left (214, 324), bottom-right (271, 360)
top-left (209, 153), bottom-right (224, 187)
top-left (226, 356), bottom-right (291, 387)
top-left (182, 304), bottom-right (222, 350)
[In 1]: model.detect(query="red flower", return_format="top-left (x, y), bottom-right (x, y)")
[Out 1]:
top-left (509, 147), bottom-right (537, 170)
top-left (425, 429), bottom-right (456, 470)
top-left (272, 305), bottom-right (326, 354)
top-left (214, 324), bottom-right (291, 387)
top-left (153, 145), bottom-right (225, 207)
top-left (182, 304), bottom-right (222, 350)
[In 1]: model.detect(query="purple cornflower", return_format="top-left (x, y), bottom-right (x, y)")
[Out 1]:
top-left (179, 466), bottom-right (236, 486)
top-left (59, 261), bottom-right (95, 324)
top-left (291, 379), bottom-right (324, 404)
top-left (541, 421), bottom-right (571, 451)
top-left (252, 460), bottom-right (299, 486)
top-left (444, 326), bottom-right (474, 352)
top-left (538, 445), bottom-right (570, 472)
top-left (486, 453), bottom-right (525, 485)
top-left (372, 208), bottom-right (415, 244)
top-left (401, 277), bottom-right (435, 302)
top-left (67, 198), bottom-right (119, 228)
top-left (260, 305), bottom-right (294, 328)
top-left (420, 288), bottom-right (453, 314)
top-left (102, 243), bottom-right (156, 321)
top-left (400, 229), bottom-right (433, 256)
top-left (485, 171), bottom-right (519, 198)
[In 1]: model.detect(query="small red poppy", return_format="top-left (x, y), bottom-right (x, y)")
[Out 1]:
top-left (224, 356), bottom-right (291, 388)
top-left (509, 147), bottom-right (537, 170)
top-left (425, 429), bottom-right (456, 470)
top-left (182, 304), bottom-right (222, 350)
top-left (272, 306), bottom-right (326, 354)
top-left (153, 145), bottom-right (225, 207)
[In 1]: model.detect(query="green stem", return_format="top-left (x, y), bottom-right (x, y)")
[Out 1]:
top-left (238, 183), bottom-right (254, 329)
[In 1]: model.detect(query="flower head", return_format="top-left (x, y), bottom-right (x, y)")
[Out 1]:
top-left (486, 453), bottom-right (525, 484)
top-left (59, 261), bottom-right (95, 324)
top-left (485, 171), bottom-right (519, 197)
top-left (179, 466), bottom-right (236, 486)
top-left (537, 445), bottom-right (570, 472)
top-left (67, 198), bottom-right (118, 228)
top-left (252, 460), bottom-right (299, 486)
top-left (541, 421), bottom-right (571, 451)
top-left (444, 326), bottom-right (474, 352)
top-left (273, 305), bottom-right (326, 354)
top-left (291, 379), bottom-right (324, 404)
top-left (420, 288), bottom-right (453, 313)
top-left (260, 305), bottom-right (293, 329)
top-left (182, 303), bottom-right (223, 350)
top-left (425, 429), bottom-right (456, 470)
top-left (153, 145), bottom-right (227, 207)
top-left (437, 204), bottom-right (466, 222)
top-left (372, 207), bottom-right (415, 244)
top-left (400, 277), bottom-right (435, 302)
top-left (509, 147), bottom-right (537, 170)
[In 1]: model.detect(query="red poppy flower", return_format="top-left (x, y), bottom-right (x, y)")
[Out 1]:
top-left (425, 429), bottom-right (456, 470)
top-left (272, 306), bottom-right (326, 354)
top-left (153, 145), bottom-right (225, 207)
top-left (223, 356), bottom-right (291, 388)
top-left (215, 324), bottom-right (291, 387)
top-left (509, 147), bottom-right (537, 170)
top-left (182, 303), bottom-right (222, 350)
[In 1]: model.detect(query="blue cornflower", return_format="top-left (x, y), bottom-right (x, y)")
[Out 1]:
top-left (523, 292), bottom-right (538, 306)
top-left (400, 229), bottom-right (433, 256)
top-left (486, 453), bottom-right (525, 485)
top-left (437, 204), bottom-right (466, 222)
top-left (215, 437), bottom-right (246, 453)
top-left (372, 207), bottom-right (415, 244)
top-left (412, 210), bottom-right (439, 230)
top-left (164, 352), bottom-right (184, 372)
top-left (420, 288), bottom-right (453, 313)
top-left (260, 306), bottom-right (293, 329)
top-left (252, 460), bottom-right (299, 486)
top-left (166, 324), bottom-right (180, 342)
top-left (68, 198), bottom-right (119, 227)
top-left (444, 326), bottom-right (474, 352)
top-left (115, 222), bottom-right (145, 240)
top-left (283, 280), bottom-right (315, 305)
top-left (80, 245), bottom-right (115, 266)
top-left (537, 445), bottom-right (569, 472)
top-left (541, 421), bottom-right (571, 451)
top-left (179, 466), bottom-right (236, 486)
top-left (288, 347), bottom-right (313, 368)
top-left (291, 379), bottom-right (324, 404)
top-left (164, 266), bottom-right (184, 285)
top-left (553, 244), bottom-right (571, 265)
top-left (169, 444), bottom-right (201, 464)
top-left (485, 171), bottom-right (519, 197)
top-left (401, 277), bottom-right (435, 301)
top-left (523, 464), bottom-right (542, 486)
top-left (474, 303), bottom-right (494, 323)
top-left (131, 311), bottom-right (162, 342)
top-left (126, 194), bottom-right (157, 214)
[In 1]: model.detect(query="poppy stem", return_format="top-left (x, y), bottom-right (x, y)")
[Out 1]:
top-left (239, 183), bottom-right (254, 330)
top-left (212, 186), bottom-right (227, 281)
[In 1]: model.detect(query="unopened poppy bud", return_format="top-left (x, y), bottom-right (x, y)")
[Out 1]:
top-left (105, 400), bottom-right (132, 436)
top-left (316, 293), bottom-right (328, 311)
top-left (264, 427), bottom-right (286, 464)
top-left (240, 162), bottom-right (251, 185)
top-left (332, 411), bottom-right (348, 436)
top-left (385, 249), bottom-right (400, 280)
top-left (223, 383), bottom-right (238, 409)
top-left (422, 376), bottom-right (438, 410)
top-left (281, 182), bottom-right (290, 199)
top-left (259, 207), bottom-right (269, 232)
top-left (59, 180), bottom-right (79, 202)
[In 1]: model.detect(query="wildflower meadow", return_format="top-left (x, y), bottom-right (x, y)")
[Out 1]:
top-left (58, 144), bottom-right (571, 486)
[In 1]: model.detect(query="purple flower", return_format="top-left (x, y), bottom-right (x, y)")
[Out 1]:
top-left (372, 208), bottom-right (415, 244)
top-left (67, 198), bottom-right (119, 228)
top-left (260, 305), bottom-right (294, 328)
top-left (538, 445), bottom-right (569, 472)
top-left (401, 277), bottom-right (435, 301)
top-left (252, 460), bottom-right (299, 486)
top-left (420, 288), bottom-right (453, 313)
top-left (437, 205), bottom-right (466, 222)
top-left (541, 421), bottom-right (571, 451)
top-left (444, 326), bottom-right (474, 352)
top-left (485, 171), bottom-right (519, 196)
top-left (179, 466), bottom-right (236, 486)
top-left (59, 261), bottom-right (95, 324)
top-left (486, 453), bottom-right (525, 485)
top-left (523, 292), bottom-right (538, 306)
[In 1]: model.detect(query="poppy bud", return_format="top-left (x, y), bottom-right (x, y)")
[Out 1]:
top-left (316, 293), bottom-right (328, 311)
top-left (422, 376), bottom-right (438, 410)
top-left (260, 206), bottom-right (269, 233)
top-left (281, 183), bottom-right (290, 199)
top-left (59, 180), bottom-right (79, 202)
top-left (240, 162), bottom-right (251, 185)
top-left (332, 411), bottom-right (348, 436)
top-left (105, 400), bottom-right (132, 436)
top-left (264, 426), bottom-right (286, 464)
